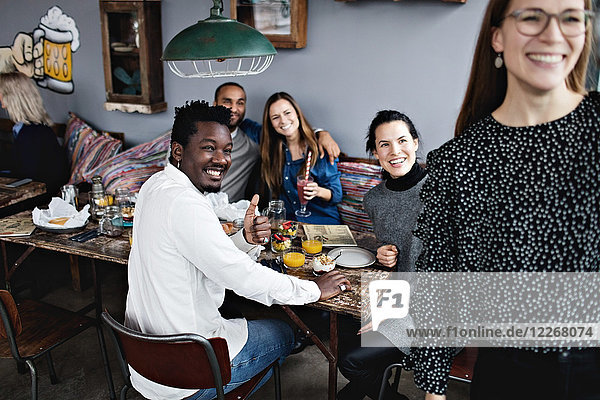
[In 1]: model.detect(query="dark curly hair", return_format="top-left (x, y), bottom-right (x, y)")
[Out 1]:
top-left (170, 100), bottom-right (231, 150)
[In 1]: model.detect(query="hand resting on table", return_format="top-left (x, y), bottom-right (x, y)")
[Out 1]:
top-left (314, 271), bottom-right (351, 300)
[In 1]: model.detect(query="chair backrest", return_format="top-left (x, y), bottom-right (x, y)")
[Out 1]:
top-left (0, 290), bottom-right (22, 339)
top-left (448, 347), bottom-right (478, 383)
top-left (101, 311), bottom-right (231, 391)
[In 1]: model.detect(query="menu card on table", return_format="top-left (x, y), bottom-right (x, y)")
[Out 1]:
top-left (303, 224), bottom-right (357, 247)
top-left (0, 215), bottom-right (36, 237)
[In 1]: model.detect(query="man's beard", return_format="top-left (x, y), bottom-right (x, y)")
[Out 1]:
top-left (228, 113), bottom-right (244, 130)
top-left (203, 184), bottom-right (222, 193)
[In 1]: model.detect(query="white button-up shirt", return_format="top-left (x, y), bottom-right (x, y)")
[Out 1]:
top-left (125, 163), bottom-right (320, 399)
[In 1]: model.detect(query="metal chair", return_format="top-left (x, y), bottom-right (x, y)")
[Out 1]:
top-left (378, 347), bottom-right (478, 400)
top-left (0, 289), bottom-right (112, 400)
top-left (101, 310), bottom-right (282, 400)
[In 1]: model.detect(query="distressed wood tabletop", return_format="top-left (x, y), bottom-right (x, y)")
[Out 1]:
top-left (261, 226), bottom-right (390, 319)
top-left (0, 177), bottom-right (46, 208)
top-left (1, 213), bottom-right (388, 318)
top-left (0, 212), bottom-right (129, 265)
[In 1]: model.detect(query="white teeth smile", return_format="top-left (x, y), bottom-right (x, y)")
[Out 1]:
top-left (281, 124), bottom-right (292, 130)
top-left (528, 54), bottom-right (563, 64)
top-left (205, 169), bottom-right (222, 177)
top-left (389, 158), bottom-right (406, 166)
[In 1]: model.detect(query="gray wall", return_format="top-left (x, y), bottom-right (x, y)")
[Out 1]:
top-left (0, 0), bottom-right (487, 157)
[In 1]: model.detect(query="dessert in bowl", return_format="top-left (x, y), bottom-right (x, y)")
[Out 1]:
top-left (271, 233), bottom-right (292, 253)
top-left (312, 254), bottom-right (336, 275)
top-left (277, 220), bottom-right (298, 238)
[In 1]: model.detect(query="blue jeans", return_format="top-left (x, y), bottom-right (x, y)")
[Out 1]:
top-left (188, 319), bottom-right (294, 400)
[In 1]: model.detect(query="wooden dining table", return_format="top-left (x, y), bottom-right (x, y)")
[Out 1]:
top-left (0, 212), bottom-right (387, 400)
top-left (260, 229), bottom-right (390, 400)
top-left (0, 177), bottom-right (46, 215)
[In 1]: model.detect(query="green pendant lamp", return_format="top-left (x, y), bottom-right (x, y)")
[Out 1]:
top-left (162, 0), bottom-right (277, 78)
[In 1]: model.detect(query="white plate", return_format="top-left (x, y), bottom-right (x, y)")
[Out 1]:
top-left (34, 221), bottom-right (88, 234)
top-left (327, 247), bottom-right (376, 268)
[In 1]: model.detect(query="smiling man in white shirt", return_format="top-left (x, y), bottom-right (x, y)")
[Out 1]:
top-left (125, 100), bottom-right (350, 400)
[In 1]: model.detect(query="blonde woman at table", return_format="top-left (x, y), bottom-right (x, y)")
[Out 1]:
top-left (0, 72), bottom-right (68, 199)
top-left (260, 92), bottom-right (342, 224)
top-left (408, 0), bottom-right (600, 399)
top-left (337, 110), bottom-right (426, 400)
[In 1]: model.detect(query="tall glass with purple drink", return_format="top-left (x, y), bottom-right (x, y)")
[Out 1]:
top-left (295, 176), bottom-right (313, 218)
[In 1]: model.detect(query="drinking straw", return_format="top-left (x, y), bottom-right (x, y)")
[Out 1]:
top-left (304, 151), bottom-right (312, 181)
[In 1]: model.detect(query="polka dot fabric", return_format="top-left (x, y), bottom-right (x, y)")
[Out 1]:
top-left (403, 92), bottom-right (600, 395)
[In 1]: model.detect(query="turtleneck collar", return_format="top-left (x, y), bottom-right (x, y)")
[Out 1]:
top-left (384, 162), bottom-right (427, 192)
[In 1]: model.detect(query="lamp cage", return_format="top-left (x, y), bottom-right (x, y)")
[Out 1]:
top-left (162, 1), bottom-right (277, 78)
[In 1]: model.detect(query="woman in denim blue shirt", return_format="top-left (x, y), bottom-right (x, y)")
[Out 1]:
top-left (260, 92), bottom-right (342, 224)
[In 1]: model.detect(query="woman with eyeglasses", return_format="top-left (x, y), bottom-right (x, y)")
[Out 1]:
top-left (406, 1), bottom-right (599, 399)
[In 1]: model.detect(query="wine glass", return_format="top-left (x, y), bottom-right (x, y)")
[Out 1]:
top-left (295, 176), bottom-right (313, 218)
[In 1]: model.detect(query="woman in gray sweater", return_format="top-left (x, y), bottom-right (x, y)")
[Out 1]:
top-left (338, 110), bottom-right (426, 400)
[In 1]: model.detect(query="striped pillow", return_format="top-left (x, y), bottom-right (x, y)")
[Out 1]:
top-left (65, 113), bottom-right (122, 185)
top-left (65, 112), bottom-right (95, 170)
top-left (84, 131), bottom-right (171, 194)
top-left (337, 161), bottom-right (382, 232)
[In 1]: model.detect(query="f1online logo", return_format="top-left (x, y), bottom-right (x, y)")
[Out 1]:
top-left (369, 280), bottom-right (410, 331)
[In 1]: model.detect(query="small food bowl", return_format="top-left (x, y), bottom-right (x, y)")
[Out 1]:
top-left (271, 233), bottom-right (292, 253)
top-left (312, 254), bottom-right (336, 276)
top-left (277, 220), bottom-right (298, 239)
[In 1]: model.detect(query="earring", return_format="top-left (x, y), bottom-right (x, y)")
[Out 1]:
top-left (494, 53), bottom-right (504, 69)
top-left (177, 160), bottom-right (181, 169)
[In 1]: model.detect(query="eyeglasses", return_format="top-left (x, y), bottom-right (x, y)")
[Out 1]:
top-left (499, 8), bottom-right (594, 37)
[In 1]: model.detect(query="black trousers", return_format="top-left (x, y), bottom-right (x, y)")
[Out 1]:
top-left (471, 348), bottom-right (600, 400)
top-left (338, 318), bottom-right (406, 400)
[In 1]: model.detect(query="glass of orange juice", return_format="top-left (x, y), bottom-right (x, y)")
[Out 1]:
top-left (302, 237), bottom-right (323, 256)
top-left (283, 246), bottom-right (306, 269)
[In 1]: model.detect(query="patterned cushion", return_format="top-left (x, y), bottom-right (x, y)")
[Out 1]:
top-left (65, 113), bottom-right (122, 185)
top-left (84, 131), bottom-right (171, 194)
top-left (65, 113), bottom-right (91, 168)
top-left (337, 161), bottom-right (383, 232)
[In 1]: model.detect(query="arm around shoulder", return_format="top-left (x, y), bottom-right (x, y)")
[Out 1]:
top-left (240, 118), bottom-right (262, 144)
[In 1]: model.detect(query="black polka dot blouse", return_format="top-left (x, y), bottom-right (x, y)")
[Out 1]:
top-left (402, 92), bottom-right (600, 395)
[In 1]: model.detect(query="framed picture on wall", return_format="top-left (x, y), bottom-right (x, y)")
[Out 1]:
top-left (230, 0), bottom-right (307, 48)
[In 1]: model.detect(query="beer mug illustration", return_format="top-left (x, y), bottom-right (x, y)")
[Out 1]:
top-left (32, 6), bottom-right (80, 94)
